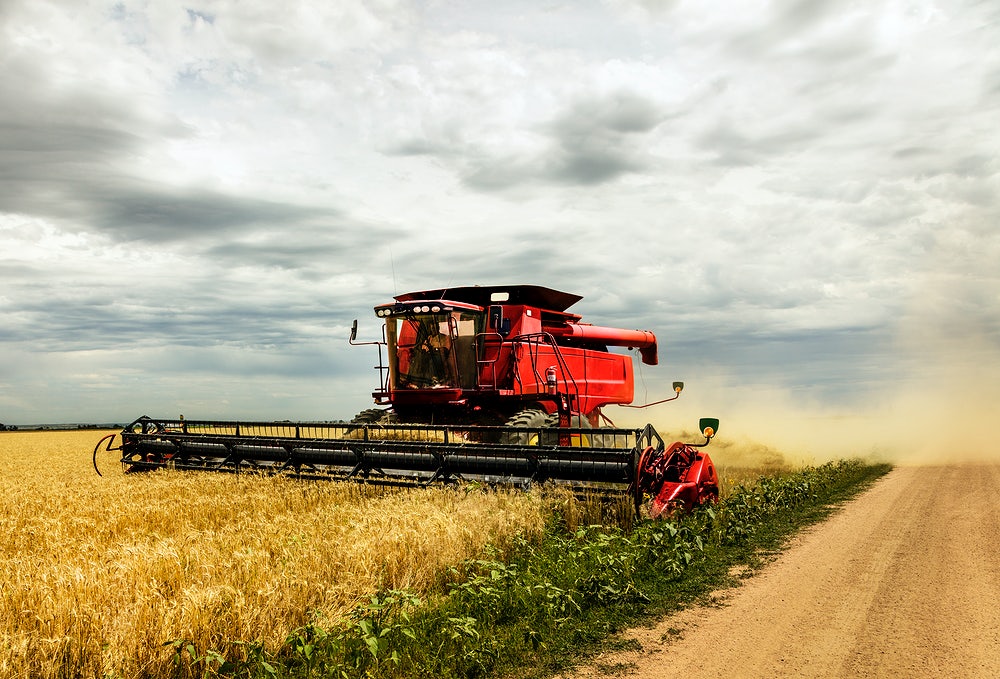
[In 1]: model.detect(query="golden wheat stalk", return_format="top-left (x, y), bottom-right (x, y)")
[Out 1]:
top-left (0, 430), bottom-right (545, 678)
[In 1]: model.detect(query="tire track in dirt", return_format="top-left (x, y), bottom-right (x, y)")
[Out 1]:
top-left (564, 463), bottom-right (1000, 678)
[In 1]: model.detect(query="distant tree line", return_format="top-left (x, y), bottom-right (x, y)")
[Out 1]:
top-left (0, 423), bottom-right (115, 431)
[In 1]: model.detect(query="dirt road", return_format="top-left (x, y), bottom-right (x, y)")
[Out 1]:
top-left (567, 463), bottom-right (1000, 678)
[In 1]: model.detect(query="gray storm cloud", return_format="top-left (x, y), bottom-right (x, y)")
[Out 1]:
top-left (1, 0), bottom-right (998, 447)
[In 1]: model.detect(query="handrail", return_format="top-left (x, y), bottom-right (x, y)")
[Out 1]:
top-left (474, 331), bottom-right (506, 390)
top-left (509, 332), bottom-right (581, 410)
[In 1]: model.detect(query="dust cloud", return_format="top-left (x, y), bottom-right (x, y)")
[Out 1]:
top-left (626, 383), bottom-right (892, 469)
top-left (878, 339), bottom-right (1000, 465)
top-left (875, 241), bottom-right (1000, 465)
top-left (625, 352), bottom-right (998, 469)
top-left (618, 271), bottom-right (1000, 468)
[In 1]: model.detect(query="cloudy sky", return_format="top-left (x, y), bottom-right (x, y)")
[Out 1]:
top-left (1, 1), bottom-right (998, 455)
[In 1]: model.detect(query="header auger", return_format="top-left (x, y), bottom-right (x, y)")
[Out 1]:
top-left (95, 284), bottom-right (720, 517)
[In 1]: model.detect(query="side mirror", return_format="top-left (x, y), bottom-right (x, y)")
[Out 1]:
top-left (699, 417), bottom-right (720, 439)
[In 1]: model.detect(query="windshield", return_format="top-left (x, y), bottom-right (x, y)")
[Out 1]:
top-left (386, 310), bottom-right (484, 389)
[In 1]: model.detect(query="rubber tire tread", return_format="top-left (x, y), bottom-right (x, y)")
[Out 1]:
top-left (500, 408), bottom-right (559, 445)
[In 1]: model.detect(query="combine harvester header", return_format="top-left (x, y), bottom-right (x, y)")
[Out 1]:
top-left (95, 284), bottom-right (719, 517)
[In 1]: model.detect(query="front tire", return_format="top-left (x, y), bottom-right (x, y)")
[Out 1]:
top-left (350, 408), bottom-right (390, 425)
top-left (500, 408), bottom-right (558, 445)
top-left (344, 408), bottom-right (397, 435)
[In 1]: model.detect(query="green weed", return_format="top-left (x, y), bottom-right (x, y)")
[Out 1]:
top-left (164, 459), bottom-right (890, 679)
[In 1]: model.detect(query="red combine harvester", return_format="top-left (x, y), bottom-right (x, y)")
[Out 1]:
top-left (94, 285), bottom-right (719, 517)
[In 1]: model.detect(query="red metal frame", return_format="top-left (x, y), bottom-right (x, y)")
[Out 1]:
top-left (94, 285), bottom-right (721, 520)
top-left (370, 285), bottom-right (659, 422)
top-left (637, 441), bottom-right (720, 517)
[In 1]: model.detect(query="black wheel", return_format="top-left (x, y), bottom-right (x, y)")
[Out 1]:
top-left (350, 408), bottom-right (392, 425)
top-left (343, 408), bottom-right (397, 435)
top-left (500, 408), bottom-right (559, 445)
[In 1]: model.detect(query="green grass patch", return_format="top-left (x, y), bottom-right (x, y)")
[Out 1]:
top-left (163, 459), bottom-right (891, 678)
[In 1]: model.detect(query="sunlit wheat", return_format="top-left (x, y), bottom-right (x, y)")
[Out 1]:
top-left (0, 430), bottom-right (546, 678)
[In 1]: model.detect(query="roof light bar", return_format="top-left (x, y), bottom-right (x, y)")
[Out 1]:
top-left (374, 304), bottom-right (452, 318)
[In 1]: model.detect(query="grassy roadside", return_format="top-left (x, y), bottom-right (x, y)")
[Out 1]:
top-left (164, 459), bottom-right (891, 679)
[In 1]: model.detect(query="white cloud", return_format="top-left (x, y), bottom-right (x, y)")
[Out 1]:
top-left (1, 0), bottom-right (998, 434)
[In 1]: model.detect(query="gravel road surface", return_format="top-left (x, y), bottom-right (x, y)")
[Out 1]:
top-left (566, 463), bottom-right (1000, 678)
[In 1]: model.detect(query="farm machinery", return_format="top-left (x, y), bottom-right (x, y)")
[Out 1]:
top-left (94, 285), bottom-right (719, 516)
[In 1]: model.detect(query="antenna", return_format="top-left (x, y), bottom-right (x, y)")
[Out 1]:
top-left (437, 275), bottom-right (458, 301)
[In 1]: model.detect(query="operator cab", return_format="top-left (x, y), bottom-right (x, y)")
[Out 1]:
top-left (354, 284), bottom-right (654, 418)
top-left (375, 303), bottom-right (485, 393)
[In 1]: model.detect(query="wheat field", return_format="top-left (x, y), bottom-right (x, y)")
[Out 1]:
top-left (0, 429), bottom-right (546, 678)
